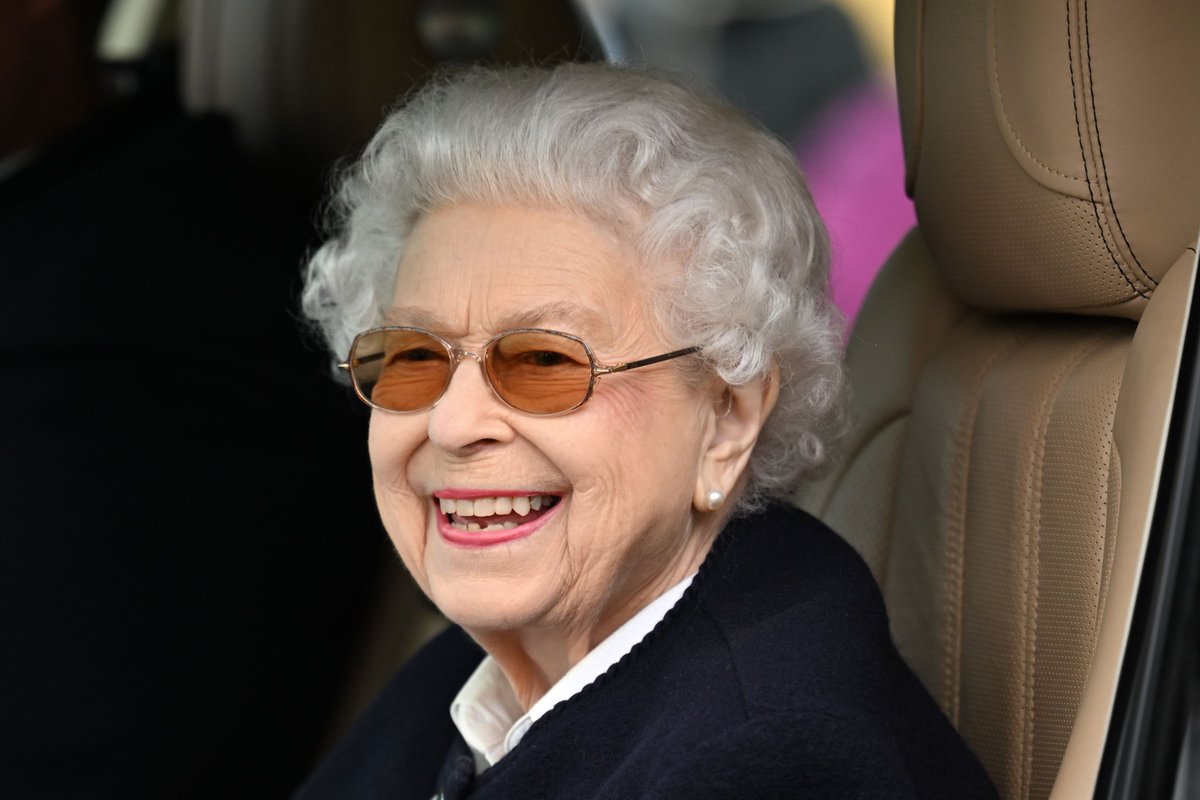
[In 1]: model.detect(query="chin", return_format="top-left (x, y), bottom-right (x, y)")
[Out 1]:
top-left (427, 579), bottom-right (549, 634)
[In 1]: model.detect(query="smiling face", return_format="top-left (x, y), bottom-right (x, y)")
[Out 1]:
top-left (367, 204), bottom-right (720, 647)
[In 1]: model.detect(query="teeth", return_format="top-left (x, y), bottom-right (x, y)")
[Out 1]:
top-left (437, 494), bottom-right (555, 519)
top-left (448, 520), bottom-right (521, 531)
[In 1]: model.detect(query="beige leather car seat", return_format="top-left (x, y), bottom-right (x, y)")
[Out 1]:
top-left (795, 1), bottom-right (1200, 798)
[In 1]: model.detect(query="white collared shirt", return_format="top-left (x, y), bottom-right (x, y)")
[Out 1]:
top-left (448, 574), bottom-right (696, 775)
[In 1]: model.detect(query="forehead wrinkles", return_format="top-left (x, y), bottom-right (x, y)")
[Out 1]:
top-left (382, 301), bottom-right (616, 343)
top-left (407, 203), bottom-right (620, 276)
top-left (390, 204), bottom-right (657, 346)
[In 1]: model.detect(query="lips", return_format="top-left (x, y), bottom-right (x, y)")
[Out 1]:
top-left (434, 491), bottom-right (562, 547)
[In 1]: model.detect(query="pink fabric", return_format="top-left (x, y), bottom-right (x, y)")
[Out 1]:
top-left (795, 82), bottom-right (915, 325)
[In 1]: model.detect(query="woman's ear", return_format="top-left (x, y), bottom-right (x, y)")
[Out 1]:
top-left (692, 363), bottom-right (780, 513)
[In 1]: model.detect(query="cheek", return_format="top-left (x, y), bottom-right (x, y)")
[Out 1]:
top-left (367, 415), bottom-right (430, 572)
top-left (367, 413), bottom-right (414, 491)
top-left (606, 375), bottom-right (708, 464)
top-left (562, 379), bottom-right (707, 526)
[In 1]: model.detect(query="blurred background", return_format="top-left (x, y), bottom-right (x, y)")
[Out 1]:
top-left (0, 0), bottom-right (906, 796)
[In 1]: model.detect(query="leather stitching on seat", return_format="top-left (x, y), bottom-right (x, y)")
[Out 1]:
top-left (1093, 444), bottom-right (1120, 641)
top-left (941, 324), bottom-right (1033, 726)
top-left (1067, 0), bottom-right (1152, 301)
top-left (1016, 331), bottom-right (1110, 799)
top-left (1081, 0), bottom-right (1154, 287)
top-left (988, 0), bottom-right (1084, 183)
top-left (908, 0), bottom-right (927, 193)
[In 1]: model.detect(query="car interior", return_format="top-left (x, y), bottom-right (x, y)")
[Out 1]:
top-left (71, 0), bottom-right (1200, 797)
top-left (794, 2), bottom-right (1200, 798)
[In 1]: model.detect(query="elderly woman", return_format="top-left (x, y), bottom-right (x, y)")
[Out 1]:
top-left (294, 64), bottom-right (996, 799)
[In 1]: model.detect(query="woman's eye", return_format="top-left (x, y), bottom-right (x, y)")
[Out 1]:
top-left (526, 350), bottom-right (571, 367)
top-left (387, 347), bottom-right (441, 364)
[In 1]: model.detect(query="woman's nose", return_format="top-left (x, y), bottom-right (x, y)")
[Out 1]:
top-left (426, 353), bottom-right (514, 452)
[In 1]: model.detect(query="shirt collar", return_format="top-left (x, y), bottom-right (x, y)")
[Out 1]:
top-left (449, 573), bottom-right (695, 773)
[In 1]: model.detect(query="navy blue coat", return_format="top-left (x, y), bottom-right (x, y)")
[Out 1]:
top-left (296, 504), bottom-right (998, 799)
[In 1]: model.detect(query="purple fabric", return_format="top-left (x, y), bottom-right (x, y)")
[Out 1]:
top-left (796, 81), bottom-right (916, 325)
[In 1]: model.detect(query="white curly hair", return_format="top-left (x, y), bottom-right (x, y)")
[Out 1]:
top-left (302, 62), bottom-right (846, 511)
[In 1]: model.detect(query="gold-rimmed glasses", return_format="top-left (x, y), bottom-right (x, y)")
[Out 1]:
top-left (338, 326), bottom-right (700, 416)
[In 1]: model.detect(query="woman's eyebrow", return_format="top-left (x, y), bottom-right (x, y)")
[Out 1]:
top-left (496, 302), bottom-right (612, 336)
top-left (380, 306), bottom-right (447, 330)
top-left (382, 302), bottom-right (613, 338)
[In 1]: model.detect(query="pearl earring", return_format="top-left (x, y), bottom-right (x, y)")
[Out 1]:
top-left (705, 490), bottom-right (726, 511)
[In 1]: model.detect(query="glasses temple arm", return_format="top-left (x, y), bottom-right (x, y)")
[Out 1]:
top-left (599, 346), bottom-right (701, 374)
top-left (338, 351), bottom-right (385, 371)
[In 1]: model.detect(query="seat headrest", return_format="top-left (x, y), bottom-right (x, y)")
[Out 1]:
top-left (895, 0), bottom-right (1200, 320)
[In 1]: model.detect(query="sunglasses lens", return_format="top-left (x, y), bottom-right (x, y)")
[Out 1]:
top-left (350, 329), bottom-right (453, 412)
top-left (487, 331), bottom-right (594, 414)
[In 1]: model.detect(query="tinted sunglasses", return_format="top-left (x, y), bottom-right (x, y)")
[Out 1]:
top-left (339, 326), bottom-right (700, 416)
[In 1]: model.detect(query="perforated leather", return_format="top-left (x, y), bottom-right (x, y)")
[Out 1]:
top-left (799, 1), bottom-right (1199, 797)
top-left (798, 236), bottom-right (1196, 800)
top-left (894, 0), bottom-right (1199, 318)
top-left (888, 311), bottom-right (1131, 799)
